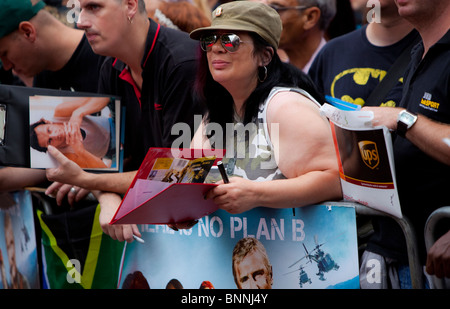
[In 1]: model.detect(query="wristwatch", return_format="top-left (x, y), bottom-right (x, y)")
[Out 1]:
top-left (397, 109), bottom-right (418, 138)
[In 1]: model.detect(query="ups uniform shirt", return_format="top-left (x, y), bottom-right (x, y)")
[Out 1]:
top-left (368, 29), bottom-right (450, 264)
top-left (99, 20), bottom-right (203, 171)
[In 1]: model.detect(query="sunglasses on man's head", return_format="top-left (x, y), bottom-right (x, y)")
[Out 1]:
top-left (200, 33), bottom-right (249, 53)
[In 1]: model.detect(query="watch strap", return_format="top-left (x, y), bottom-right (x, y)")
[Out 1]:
top-left (397, 110), bottom-right (417, 138)
top-left (397, 119), bottom-right (409, 138)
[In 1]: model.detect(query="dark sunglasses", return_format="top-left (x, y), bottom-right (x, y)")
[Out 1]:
top-left (200, 33), bottom-right (250, 53)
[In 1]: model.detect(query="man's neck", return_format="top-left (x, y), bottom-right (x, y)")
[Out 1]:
top-left (46, 26), bottom-right (84, 72)
top-left (366, 16), bottom-right (414, 47)
top-left (414, 6), bottom-right (450, 56)
top-left (116, 17), bottom-right (150, 89)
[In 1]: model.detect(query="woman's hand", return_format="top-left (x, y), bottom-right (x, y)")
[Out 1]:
top-left (206, 177), bottom-right (259, 214)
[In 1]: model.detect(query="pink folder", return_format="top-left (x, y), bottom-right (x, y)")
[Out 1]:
top-left (110, 148), bottom-right (224, 225)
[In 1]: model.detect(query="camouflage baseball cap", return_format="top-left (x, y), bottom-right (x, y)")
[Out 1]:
top-left (190, 1), bottom-right (282, 50)
top-left (0, 0), bottom-right (45, 38)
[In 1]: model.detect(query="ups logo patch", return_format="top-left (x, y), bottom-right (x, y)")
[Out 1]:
top-left (358, 141), bottom-right (379, 169)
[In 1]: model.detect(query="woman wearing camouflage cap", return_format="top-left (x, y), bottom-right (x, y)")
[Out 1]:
top-left (189, 1), bottom-right (341, 214)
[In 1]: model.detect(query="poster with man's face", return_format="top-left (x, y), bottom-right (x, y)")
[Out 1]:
top-left (29, 95), bottom-right (121, 171)
top-left (0, 191), bottom-right (39, 289)
top-left (118, 204), bottom-right (359, 289)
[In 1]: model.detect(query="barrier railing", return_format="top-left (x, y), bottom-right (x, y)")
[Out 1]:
top-left (325, 201), bottom-right (424, 289)
top-left (424, 206), bottom-right (450, 289)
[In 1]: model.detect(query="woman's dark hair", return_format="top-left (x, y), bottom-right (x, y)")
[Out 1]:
top-left (193, 32), bottom-right (325, 136)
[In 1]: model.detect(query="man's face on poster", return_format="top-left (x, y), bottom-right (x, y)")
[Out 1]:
top-left (234, 250), bottom-right (273, 289)
top-left (34, 122), bottom-right (68, 149)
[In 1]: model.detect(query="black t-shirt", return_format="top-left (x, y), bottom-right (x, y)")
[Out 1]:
top-left (99, 20), bottom-right (203, 171)
top-left (0, 66), bottom-right (15, 85)
top-left (309, 26), bottom-right (420, 107)
top-left (33, 35), bottom-right (105, 93)
top-left (367, 30), bottom-right (450, 264)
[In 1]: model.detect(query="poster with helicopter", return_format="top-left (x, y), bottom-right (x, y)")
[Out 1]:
top-left (0, 190), bottom-right (40, 289)
top-left (118, 203), bottom-right (359, 289)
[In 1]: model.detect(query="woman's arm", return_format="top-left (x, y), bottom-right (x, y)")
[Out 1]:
top-left (206, 91), bottom-right (342, 213)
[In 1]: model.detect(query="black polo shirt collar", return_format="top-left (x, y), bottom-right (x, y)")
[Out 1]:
top-left (410, 29), bottom-right (450, 65)
top-left (111, 19), bottom-right (161, 106)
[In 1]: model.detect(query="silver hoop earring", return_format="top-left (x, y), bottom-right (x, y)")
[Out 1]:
top-left (258, 66), bottom-right (267, 83)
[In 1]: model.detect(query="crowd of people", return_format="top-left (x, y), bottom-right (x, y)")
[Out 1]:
top-left (0, 0), bottom-right (449, 289)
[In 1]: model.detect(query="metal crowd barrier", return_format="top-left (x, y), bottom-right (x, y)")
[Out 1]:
top-left (325, 201), bottom-right (424, 289)
top-left (424, 206), bottom-right (450, 289)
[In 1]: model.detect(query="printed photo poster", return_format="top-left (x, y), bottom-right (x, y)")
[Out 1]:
top-left (118, 204), bottom-right (359, 289)
top-left (29, 95), bottom-right (121, 171)
top-left (0, 191), bottom-right (39, 289)
top-left (320, 103), bottom-right (402, 218)
top-left (331, 123), bottom-right (402, 218)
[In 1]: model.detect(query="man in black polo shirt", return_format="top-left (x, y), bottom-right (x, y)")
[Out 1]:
top-left (98, 18), bottom-right (202, 172)
top-left (362, 0), bottom-right (450, 288)
top-left (45, 0), bottom-right (203, 242)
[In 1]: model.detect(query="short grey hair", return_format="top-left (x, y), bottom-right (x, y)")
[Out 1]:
top-left (299, 0), bottom-right (336, 30)
top-left (115, 0), bottom-right (147, 14)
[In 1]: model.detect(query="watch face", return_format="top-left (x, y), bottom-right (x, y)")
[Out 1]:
top-left (398, 111), bottom-right (418, 127)
top-left (399, 112), bottom-right (415, 123)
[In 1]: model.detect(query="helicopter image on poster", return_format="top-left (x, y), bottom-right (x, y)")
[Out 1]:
top-left (287, 235), bottom-right (340, 285)
top-left (283, 264), bottom-right (312, 288)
